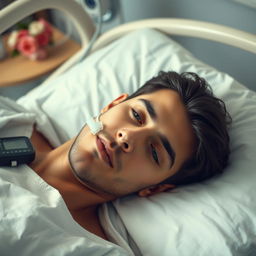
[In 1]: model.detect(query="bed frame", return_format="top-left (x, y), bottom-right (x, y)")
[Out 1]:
top-left (1, 0), bottom-right (256, 82)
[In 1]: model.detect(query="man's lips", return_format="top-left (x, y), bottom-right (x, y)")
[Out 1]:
top-left (96, 136), bottom-right (113, 168)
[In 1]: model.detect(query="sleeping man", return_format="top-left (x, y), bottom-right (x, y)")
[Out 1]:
top-left (0, 71), bottom-right (231, 250)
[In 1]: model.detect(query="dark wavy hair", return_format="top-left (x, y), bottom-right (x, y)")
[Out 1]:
top-left (127, 71), bottom-right (232, 186)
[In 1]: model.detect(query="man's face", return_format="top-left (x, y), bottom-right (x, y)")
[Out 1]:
top-left (69, 89), bottom-right (195, 197)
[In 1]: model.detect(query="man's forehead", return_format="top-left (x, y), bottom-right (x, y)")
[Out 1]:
top-left (137, 89), bottom-right (180, 101)
top-left (137, 89), bottom-right (183, 112)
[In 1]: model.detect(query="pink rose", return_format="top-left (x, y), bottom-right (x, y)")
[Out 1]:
top-left (39, 18), bottom-right (53, 35)
top-left (35, 32), bottom-right (50, 47)
top-left (17, 29), bottom-right (29, 40)
top-left (17, 35), bottom-right (38, 57)
top-left (9, 19), bottom-right (52, 60)
top-left (35, 19), bottom-right (53, 47)
top-left (8, 30), bottom-right (29, 50)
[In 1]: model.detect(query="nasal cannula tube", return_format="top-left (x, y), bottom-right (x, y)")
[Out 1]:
top-left (87, 114), bottom-right (104, 135)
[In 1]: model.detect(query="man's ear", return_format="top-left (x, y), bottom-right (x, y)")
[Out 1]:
top-left (101, 93), bottom-right (129, 114)
top-left (138, 184), bottom-right (175, 197)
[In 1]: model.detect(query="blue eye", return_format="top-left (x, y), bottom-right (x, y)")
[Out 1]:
top-left (151, 144), bottom-right (159, 165)
top-left (132, 109), bottom-right (142, 124)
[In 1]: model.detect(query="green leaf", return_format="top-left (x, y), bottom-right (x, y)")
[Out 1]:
top-left (11, 50), bottom-right (20, 57)
top-left (16, 23), bottom-right (29, 30)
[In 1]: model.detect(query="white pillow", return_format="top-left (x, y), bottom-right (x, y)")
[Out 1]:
top-left (18, 28), bottom-right (256, 255)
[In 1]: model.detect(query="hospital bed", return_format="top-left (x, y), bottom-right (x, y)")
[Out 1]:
top-left (1, 0), bottom-right (256, 255)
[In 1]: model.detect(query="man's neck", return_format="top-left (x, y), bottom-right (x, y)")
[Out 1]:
top-left (29, 128), bottom-right (113, 212)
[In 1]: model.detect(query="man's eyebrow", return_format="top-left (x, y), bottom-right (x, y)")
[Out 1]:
top-left (159, 134), bottom-right (176, 168)
top-left (139, 99), bottom-right (157, 120)
top-left (138, 98), bottom-right (176, 168)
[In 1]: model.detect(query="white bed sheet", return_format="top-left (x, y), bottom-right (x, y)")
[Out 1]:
top-left (17, 28), bottom-right (256, 255)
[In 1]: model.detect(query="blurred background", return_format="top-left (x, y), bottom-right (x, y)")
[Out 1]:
top-left (0, 0), bottom-right (255, 99)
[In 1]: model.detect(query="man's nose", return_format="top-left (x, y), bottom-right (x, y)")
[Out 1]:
top-left (116, 128), bottom-right (149, 153)
top-left (117, 129), bottom-right (134, 153)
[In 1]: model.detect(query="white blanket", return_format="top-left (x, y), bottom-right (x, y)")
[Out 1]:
top-left (0, 96), bottom-right (131, 256)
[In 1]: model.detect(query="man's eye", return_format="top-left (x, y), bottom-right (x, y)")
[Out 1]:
top-left (132, 109), bottom-right (142, 125)
top-left (151, 144), bottom-right (159, 165)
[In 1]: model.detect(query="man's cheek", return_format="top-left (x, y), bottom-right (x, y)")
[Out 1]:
top-left (125, 155), bottom-right (149, 172)
top-left (103, 108), bottom-right (127, 126)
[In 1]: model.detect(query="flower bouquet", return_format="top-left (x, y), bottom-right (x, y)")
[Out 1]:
top-left (7, 18), bottom-right (53, 61)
